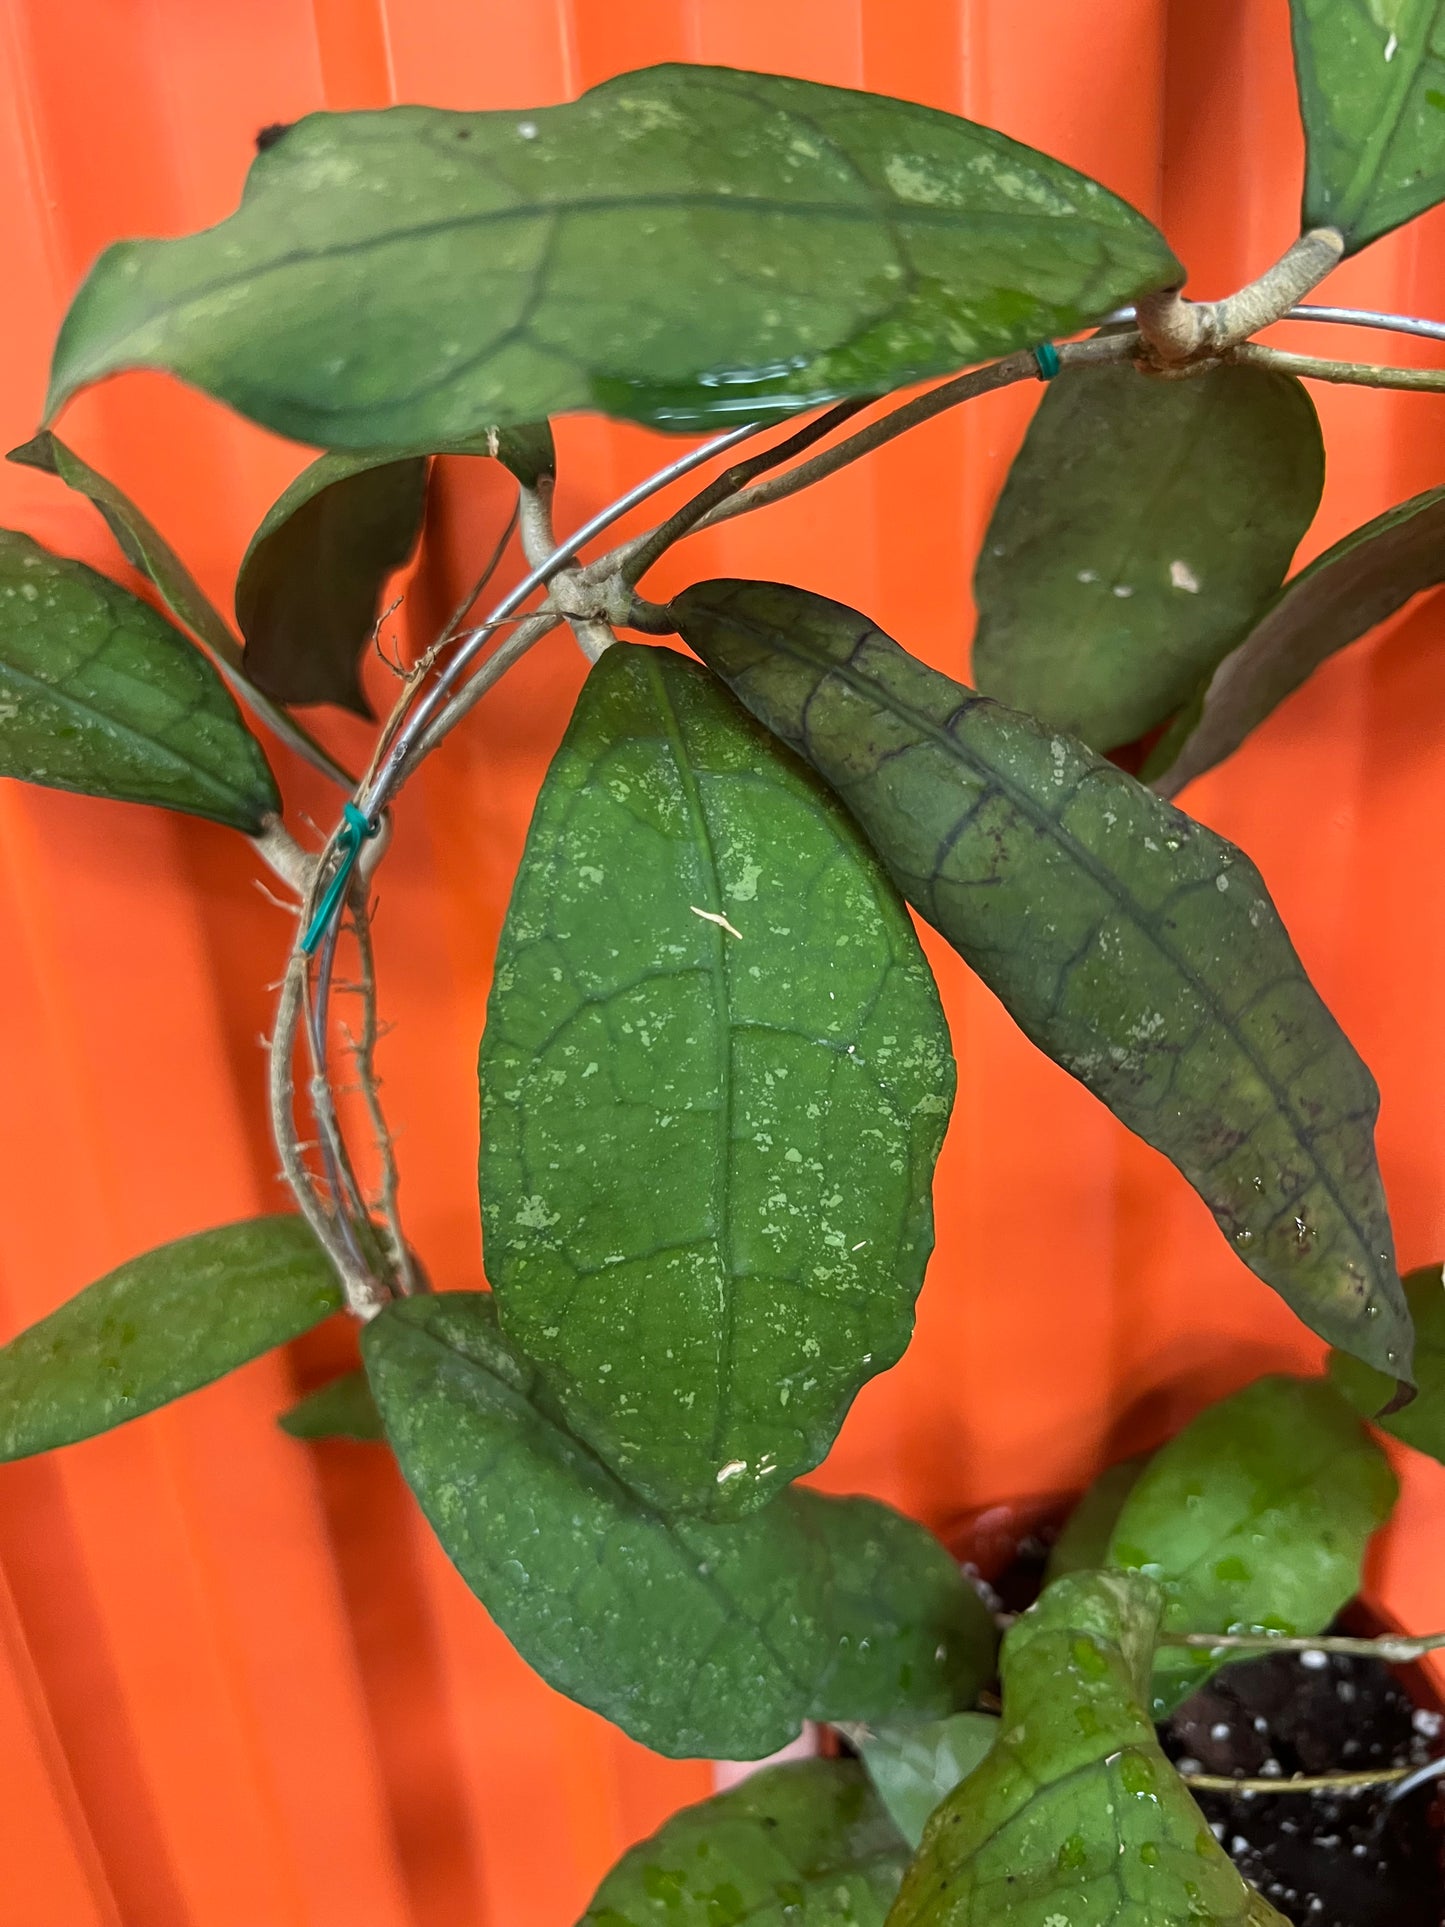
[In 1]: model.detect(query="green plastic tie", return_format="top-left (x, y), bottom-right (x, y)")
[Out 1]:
top-left (1033, 341), bottom-right (1062, 381)
top-left (301, 803), bottom-right (378, 955)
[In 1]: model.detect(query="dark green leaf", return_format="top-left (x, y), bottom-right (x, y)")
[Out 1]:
top-left (45, 66), bottom-right (1181, 445)
top-left (1149, 483), bottom-right (1445, 797)
top-left (0, 1218), bottom-right (341, 1460)
top-left (360, 1293), bottom-right (995, 1759)
top-left (674, 580), bottom-right (1408, 1379)
top-left (1330, 1262), bottom-right (1445, 1460)
top-left (1290, 0), bottom-right (1445, 249)
top-left (1045, 1454), bottom-right (1149, 1583)
top-left (0, 528), bottom-right (279, 830)
top-left (972, 361), bottom-right (1323, 751)
top-left (891, 1570), bottom-right (1288, 1927)
top-left (849, 1714), bottom-right (998, 1849)
top-left (578, 1760), bottom-right (908, 1927)
top-left (1106, 1375), bottom-right (1397, 1717)
top-left (480, 642), bottom-right (953, 1521)
top-left (278, 1367), bottom-right (384, 1441)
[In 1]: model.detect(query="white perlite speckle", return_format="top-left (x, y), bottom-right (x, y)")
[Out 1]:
top-left (716, 1459), bottom-right (747, 1484)
top-left (1170, 559), bottom-right (1201, 593)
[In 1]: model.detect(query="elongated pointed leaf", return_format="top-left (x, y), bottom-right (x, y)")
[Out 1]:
top-left (481, 643), bottom-right (953, 1521)
top-left (578, 1761), bottom-right (908, 1927)
top-left (279, 1367), bottom-right (383, 1441)
top-left (1149, 483), bottom-right (1445, 796)
top-left (0, 1218), bottom-right (341, 1459)
top-left (1105, 1375), bottom-right (1396, 1718)
top-left (0, 528), bottom-right (279, 829)
top-left (850, 1714), bottom-right (999, 1849)
top-left (891, 1570), bottom-right (1288, 1927)
top-left (1330, 1262), bottom-right (1445, 1460)
top-left (972, 361), bottom-right (1323, 751)
top-left (1290, 0), bottom-right (1445, 249)
top-left (45, 66), bottom-right (1180, 445)
top-left (1045, 1453), bottom-right (1149, 1582)
top-left (361, 1293), bottom-right (995, 1760)
top-left (674, 580), bottom-right (1408, 1378)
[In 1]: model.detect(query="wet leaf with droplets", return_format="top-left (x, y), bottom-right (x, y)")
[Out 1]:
top-left (850, 1712), bottom-right (999, 1848)
top-left (1330, 1261), bottom-right (1445, 1463)
top-left (1046, 1453), bottom-right (1150, 1583)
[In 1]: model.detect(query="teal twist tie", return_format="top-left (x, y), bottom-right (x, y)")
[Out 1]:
top-left (1033, 341), bottom-right (1061, 381)
top-left (301, 803), bottom-right (379, 955)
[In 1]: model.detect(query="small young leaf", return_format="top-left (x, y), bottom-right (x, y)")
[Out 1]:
top-left (1045, 1453), bottom-right (1149, 1583)
top-left (674, 580), bottom-right (1408, 1381)
top-left (850, 1713), bottom-right (999, 1849)
top-left (481, 643), bottom-right (953, 1521)
top-left (45, 66), bottom-right (1181, 444)
top-left (891, 1570), bottom-right (1289, 1927)
top-left (0, 1218), bottom-right (341, 1460)
top-left (0, 529), bottom-right (279, 830)
top-left (577, 1760), bottom-right (908, 1927)
top-left (1149, 483), bottom-right (1445, 796)
top-left (1290, 0), bottom-right (1445, 251)
top-left (278, 1367), bottom-right (383, 1442)
top-left (360, 1293), bottom-right (996, 1760)
top-left (972, 361), bottom-right (1323, 751)
top-left (1330, 1262), bottom-right (1445, 1461)
top-left (1105, 1375), bottom-right (1397, 1717)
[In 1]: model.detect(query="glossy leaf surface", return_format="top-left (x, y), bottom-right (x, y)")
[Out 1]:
top-left (1106, 1375), bottom-right (1397, 1717)
top-left (0, 1218), bottom-right (341, 1460)
top-left (891, 1570), bottom-right (1288, 1927)
top-left (972, 360), bottom-right (1323, 751)
top-left (578, 1761), bottom-right (908, 1927)
top-left (851, 1714), bottom-right (998, 1849)
top-left (0, 528), bottom-right (279, 830)
top-left (1046, 1454), bottom-right (1148, 1582)
top-left (279, 1368), bottom-right (384, 1442)
top-left (361, 1293), bottom-right (995, 1759)
top-left (480, 643), bottom-right (953, 1520)
top-left (674, 580), bottom-right (1407, 1378)
top-left (46, 66), bottom-right (1180, 444)
top-left (1330, 1262), bottom-right (1445, 1461)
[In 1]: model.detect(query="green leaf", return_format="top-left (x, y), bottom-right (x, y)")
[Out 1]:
top-left (1045, 1454), bottom-right (1149, 1583)
top-left (1290, 0), bottom-right (1445, 250)
top-left (891, 1570), bottom-right (1288, 1927)
top-left (480, 642), bottom-right (953, 1521)
top-left (673, 580), bottom-right (1408, 1380)
top-left (0, 528), bottom-right (280, 830)
top-left (360, 1293), bottom-right (996, 1760)
top-left (1330, 1262), bottom-right (1445, 1460)
top-left (1148, 482), bottom-right (1445, 797)
top-left (849, 1714), bottom-right (999, 1849)
top-left (972, 361), bottom-right (1323, 751)
top-left (578, 1760), bottom-right (908, 1927)
top-left (1105, 1375), bottom-right (1397, 1717)
top-left (278, 1367), bottom-right (384, 1441)
top-left (0, 1218), bottom-right (341, 1460)
top-left (45, 65), bottom-right (1181, 445)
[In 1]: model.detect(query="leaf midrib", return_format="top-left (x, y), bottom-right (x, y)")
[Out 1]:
top-left (1327, 0), bottom-right (1435, 232)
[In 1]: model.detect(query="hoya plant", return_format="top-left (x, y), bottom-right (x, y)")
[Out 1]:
top-left (4, 12), bottom-right (1445, 1925)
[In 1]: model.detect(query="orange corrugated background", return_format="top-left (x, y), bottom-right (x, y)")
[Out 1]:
top-left (2, 2), bottom-right (1444, 1922)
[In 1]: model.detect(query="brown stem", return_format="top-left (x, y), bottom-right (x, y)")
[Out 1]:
top-left (1135, 228), bottom-right (1345, 364)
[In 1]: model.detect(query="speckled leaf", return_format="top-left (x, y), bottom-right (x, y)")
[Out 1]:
top-left (45, 66), bottom-right (1180, 445)
top-left (1105, 1375), bottom-right (1397, 1718)
top-left (1291, 0), bottom-right (1445, 249)
top-left (480, 642), bottom-right (953, 1521)
top-left (972, 360), bottom-right (1323, 751)
top-left (674, 580), bottom-right (1408, 1380)
top-left (1045, 1455), bottom-right (1149, 1583)
top-left (361, 1293), bottom-right (995, 1760)
top-left (279, 1367), bottom-right (384, 1442)
top-left (0, 1218), bottom-right (341, 1460)
top-left (850, 1714), bottom-right (999, 1849)
top-left (578, 1760), bottom-right (908, 1927)
top-left (1330, 1263), bottom-right (1445, 1461)
top-left (1149, 483), bottom-right (1445, 796)
top-left (0, 528), bottom-right (279, 830)
top-left (890, 1570), bottom-right (1289, 1927)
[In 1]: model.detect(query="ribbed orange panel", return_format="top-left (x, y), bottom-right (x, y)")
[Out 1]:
top-left (0, 3), bottom-right (1442, 1923)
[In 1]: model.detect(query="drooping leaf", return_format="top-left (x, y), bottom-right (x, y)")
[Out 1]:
top-left (480, 642), bottom-right (954, 1521)
top-left (1330, 1262), bottom-right (1445, 1461)
top-left (1105, 1375), bottom-right (1397, 1717)
top-left (890, 1569), bottom-right (1288, 1927)
top-left (0, 1218), bottom-right (342, 1460)
top-left (972, 360), bottom-right (1323, 751)
top-left (1290, 0), bottom-right (1445, 250)
top-left (360, 1293), bottom-right (995, 1760)
top-left (45, 66), bottom-right (1181, 445)
top-left (674, 580), bottom-right (1408, 1379)
top-left (577, 1760), bottom-right (908, 1927)
top-left (278, 1367), bottom-right (384, 1442)
top-left (0, 528), bottom-right (279, 830)
top-left (849, 1714), bottom-right (999, 1849)
top-left (1149, 483), bottom-right (1445, 796)
top-left (1045, 1454), bottom-right (1149, 1583)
